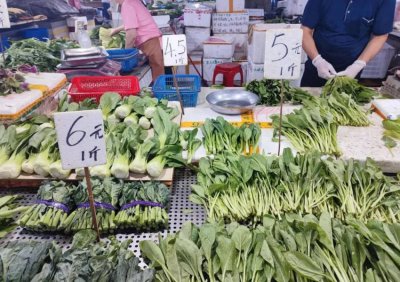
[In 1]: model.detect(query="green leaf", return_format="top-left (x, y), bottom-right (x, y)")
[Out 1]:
top-left (216, 236), bottom-right (238, 279)
top-left (175, 238), bottom-right (204, 282)
top-left (232, 225), bottom-right (252, 252)
top-left (139, 240), bottom-right (166, 268)
top-left (284, 251), bottom-right (325, 281)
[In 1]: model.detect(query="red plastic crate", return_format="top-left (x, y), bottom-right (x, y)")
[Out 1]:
top-left (68, 76), bottom-right (140, 102)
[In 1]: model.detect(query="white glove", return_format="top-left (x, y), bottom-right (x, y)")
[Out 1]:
top-left (336, 60), bottom-right (367, 79)
top-left (312, 55), bottom-right (337, 80)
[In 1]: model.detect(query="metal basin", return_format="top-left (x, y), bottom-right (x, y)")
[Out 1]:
top-left (206, 89), bottom-right (260, 115)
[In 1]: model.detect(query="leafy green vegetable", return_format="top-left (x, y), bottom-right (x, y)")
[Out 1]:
top-left (245, 79), bottom-right (291, 106)
top-left (0, 195), bottom-right (28, 238)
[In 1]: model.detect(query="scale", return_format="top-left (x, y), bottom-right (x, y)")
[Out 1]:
top-left (56, 47), bottom-right (121, 81)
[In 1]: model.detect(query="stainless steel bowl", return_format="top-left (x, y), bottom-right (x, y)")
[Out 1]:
top-left (206, 89), bottom-right (260, 115)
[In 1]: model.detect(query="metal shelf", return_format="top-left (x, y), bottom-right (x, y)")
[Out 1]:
top-left (0, 168), bottom-right (206, 268)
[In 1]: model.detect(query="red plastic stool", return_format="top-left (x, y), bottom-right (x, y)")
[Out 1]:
top-left (212, 62), bottom-right (243, 87)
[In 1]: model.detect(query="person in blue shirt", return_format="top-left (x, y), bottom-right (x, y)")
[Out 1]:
top-left (301, 0), bottom-right (396, 87)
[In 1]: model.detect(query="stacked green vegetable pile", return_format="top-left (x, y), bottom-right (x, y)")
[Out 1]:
top-left (245, 79), bottom-right (292, 106)
top-left (0, 230), bottom-right (154, 281)
top-left (191, 149), bottom-right (400, 224)
top-left (271, 107), bottom-right (340, 156)
top-left (33, 230), bottom-right (154, 281)
top-left (141, 214), bottom-right (400, 282)
top-left (0, 195), bottom-right (28, 238)
top-left (201, 117), bottom-right (261, 155)
top-left (19, 181), bottom-right (74, 232)
top-left (0, 240), bottom-right (52, 281)
top-left (4, 38), bottom-right (79, 72)
top-left (115, 182), bottom-right (170, 230)
top-left (0, 93), bottom-right (193, 179)
top-left (62, 178), bottom-right (122, 233)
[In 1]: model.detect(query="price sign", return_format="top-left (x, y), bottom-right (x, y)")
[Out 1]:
top-left (0, 0), bottom-right (10, 28)
top-left (54, 110), bottom-right (106, 170)
top-left (162, 34), bottom-right (188, 66)
top-left (264, 29), bottom-right (303, 80)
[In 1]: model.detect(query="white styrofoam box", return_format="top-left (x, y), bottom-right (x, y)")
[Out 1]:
top-left (247, 9), bottom-right (264, 17)
top-left (213, 33), bottom-right (248, 54)
top-left (0, 90), bottom-right (43, 115)
top-left (212, 12), bottom-right (249, 34)
top-left (203, 40), bottom-right (235, 59)
top-left (184, 3), bottom-right (213, 27)
top-left (186, 27), bottom-right (210, 53)
top-left (248, 23), bottom-right (307, 64)
top-left (247, 60), bottom-right (264, 82)
top-left (203, 58), bottom-right (232, 82)
top-left (67, 16), bottom-right (87, 29)
top-left (361, 43), bottom-right (396, 79)
top-left (233, 60), bottom-right (248, 84)
top-left (153, 15), bottom-right (171, 28)
top-left (216, 0), bottom-right (245, 12)
top-left (177, 51), bottom-right (203, 76)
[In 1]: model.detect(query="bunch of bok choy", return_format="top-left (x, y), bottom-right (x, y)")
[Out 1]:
top-left (114, 181), bottom-right (170, 230)
top-left (19, 180), bottom-right (74, 232)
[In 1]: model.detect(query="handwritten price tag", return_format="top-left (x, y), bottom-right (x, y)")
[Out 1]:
top-left (162, 35), bottom-right (188, 66)
top-left (264, 29), bottom-right (303, 80)
top-left (54, 110), bottom-right (106, 170)
top-left (0, 0), bottom-right (10, 28)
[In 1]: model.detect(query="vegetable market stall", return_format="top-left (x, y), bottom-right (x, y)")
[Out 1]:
top-left (180, 86), bottom-right (400, 173)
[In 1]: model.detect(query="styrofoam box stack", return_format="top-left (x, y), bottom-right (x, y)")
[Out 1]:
top-left (203, 37), bottom-right (235, 59)
top-left (186, 27), bottom-right (211, 53)
top-left (213, 33), bottom-right (248, 54)
top-left (212, 12), bottom-right (249, 34)
top-left (216, 0), bottom-right (245, 13)
top-left (184, 3), bottom-right (213, 27)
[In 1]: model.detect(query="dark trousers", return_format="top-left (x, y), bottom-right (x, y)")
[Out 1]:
top-left (102, 3), bottom-right (111, 20)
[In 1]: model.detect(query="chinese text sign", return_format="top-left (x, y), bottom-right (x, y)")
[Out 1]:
top-left (264, 29), bottom-right (303, 80)
top-left (54, 110), bottom-right (106, 170)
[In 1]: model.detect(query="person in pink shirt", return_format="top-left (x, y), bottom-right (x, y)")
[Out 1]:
top-left (111, 0), bottom-right (164, 81)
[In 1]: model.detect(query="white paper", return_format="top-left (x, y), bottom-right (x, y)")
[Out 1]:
top-left (162, 35), bottom-right (188, 66)
top-left (0, 0), bottom-right (10, 28)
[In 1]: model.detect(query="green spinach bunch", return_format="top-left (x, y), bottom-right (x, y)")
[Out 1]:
top-left (271, 107), bottom-right (340, 156)
top-left (141, 214), bottom-right (400, 282)
top-left (191, 149), bottom-right (400, 224)
top-left (32, 230), bottom-right (154, 282)
top-left (0, 195), bottom-right (28, 238)
top-left (245, 79), bottom-right (292, 106)
top-left (322, 76), bottom-right (377, 104)
top-left (115, 181), bottom-right (170, 230)
top-left (201, 117), bottom-right (261, 155)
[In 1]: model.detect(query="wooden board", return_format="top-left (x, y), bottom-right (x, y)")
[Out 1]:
top-left (0, 101), bottom-right (182, 189)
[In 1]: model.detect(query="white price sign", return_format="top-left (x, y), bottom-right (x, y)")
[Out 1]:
top-left (0, 0), bottom-right (10, 28)
top-left (162, 34), bottom-right (188, 66)
top-left (54, 110), bottom-right (106, 170)
top-left (264, 29), bottom-right (303, 80)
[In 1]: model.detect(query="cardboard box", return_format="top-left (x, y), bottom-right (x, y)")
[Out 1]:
top-left (184, 4), bottom-right (213, 27)
top-left (212, 12), bottom-right (249, 34)
top-left (213, 33), bottom-right (248, 54)
top-left (203, 58), bottom-right (232, 82)
top-left (203, 38), bottom-right (235, 59)
top-left (186, 27), bottom-right (210, 53)
top-left (177, 51), bottom-right (203, 76)
top-left (248, 23), bottom-right (306, 64)
top-left (216, 0), bottom-right (245, 12)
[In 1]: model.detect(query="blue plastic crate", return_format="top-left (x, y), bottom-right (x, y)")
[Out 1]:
top-left (152, 75), bottom-right (201, 107)
top-left (19, 28), bottom-right (49, 41)
top-left (107, 48), bottom-right (139, 73)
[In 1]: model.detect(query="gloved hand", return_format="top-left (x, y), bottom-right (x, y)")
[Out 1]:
top-left (337, 60), bottom-right (367, 79)
top-left (312, 55), bottom-right (337, 80)
top-left (109, 28), bottom-right (119, 36)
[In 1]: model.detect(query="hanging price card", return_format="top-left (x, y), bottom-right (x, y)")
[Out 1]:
top-left (0, 0), bottom-right (10, 28)
top-left (162, 34), bottom-right (188, 66)
top-left (264, 29), bottom-right (303, 80)
top-left (54, 110), bottom-right (106, 169)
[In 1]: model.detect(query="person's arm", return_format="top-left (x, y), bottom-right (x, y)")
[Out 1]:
top-left (302, 25), bottom-right (337, 79)
top-left (301, 26), bottom-right (319, 61)
top-left (110, 25), bottom-right (124, 36)
top-left (125, 28), bottom-right (137, 49)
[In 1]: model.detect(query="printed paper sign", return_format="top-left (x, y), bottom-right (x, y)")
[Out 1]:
top-left (264, 29), bottom-right (303, 80)
top-left (54, 110), bottom-right (106, 170)
top-left (0, 0), bottom-right (10, 28)
top-left (162, 35), bottom-right (188, 66)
